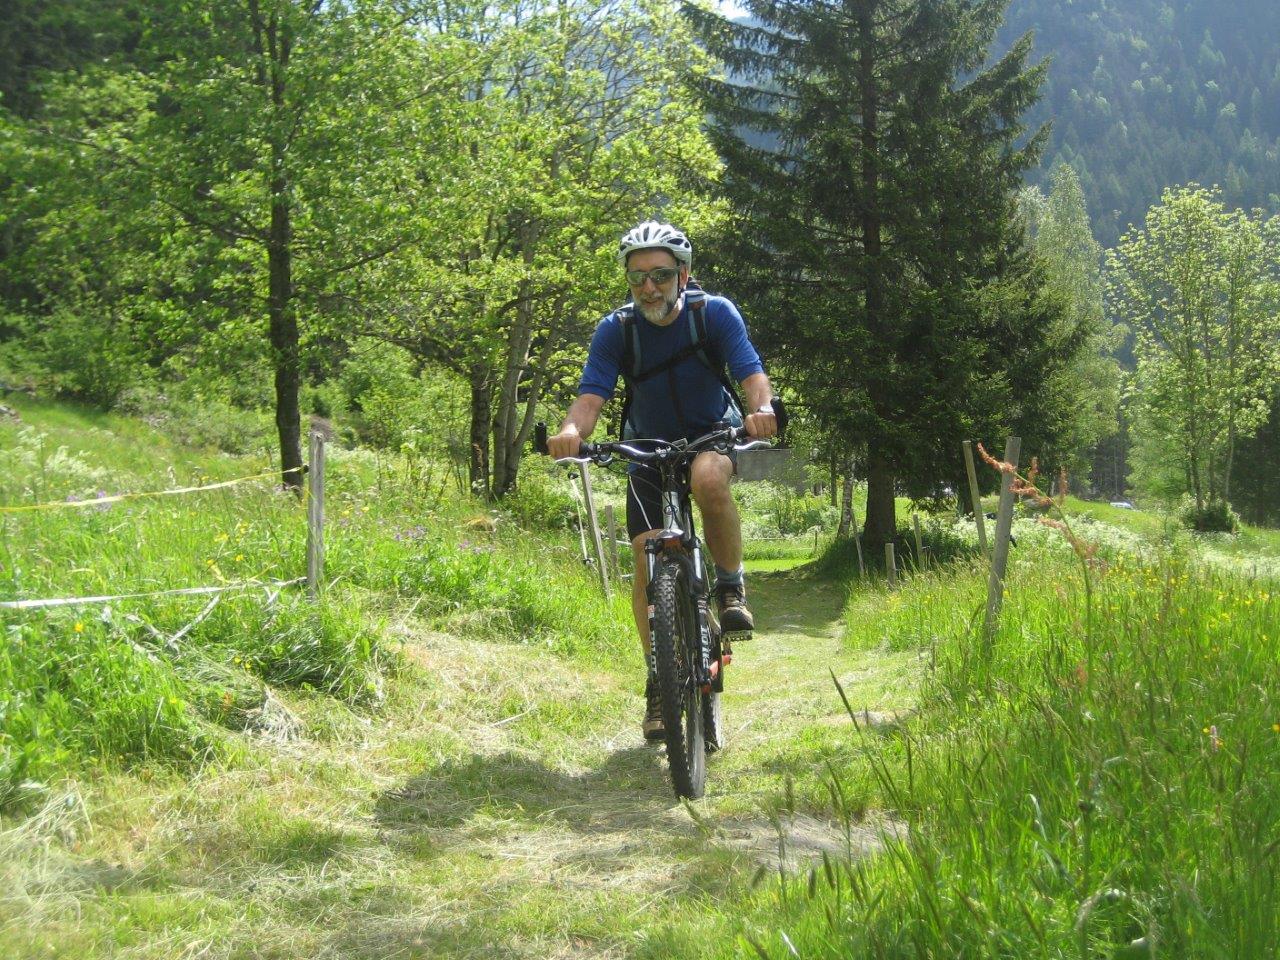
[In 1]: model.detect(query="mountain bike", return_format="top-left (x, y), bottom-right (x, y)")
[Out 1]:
top-left (535, 400), bottom-right (786, 799)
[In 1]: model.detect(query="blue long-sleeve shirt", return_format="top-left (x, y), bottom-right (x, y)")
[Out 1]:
top-left (578, 292), bottom-right (764, 441)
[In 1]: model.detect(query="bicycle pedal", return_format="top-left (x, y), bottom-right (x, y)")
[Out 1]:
top-left (721, 629), bottom-right (752, 642)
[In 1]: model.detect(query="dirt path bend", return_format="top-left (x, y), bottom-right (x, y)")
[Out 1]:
top-left (359, 571), bottom-right (919, 958)
top-left (3, 570), bottom-right (920, 960)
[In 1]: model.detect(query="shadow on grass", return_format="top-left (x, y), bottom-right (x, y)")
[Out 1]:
top-left (376, 744), bottom-right (680, 833)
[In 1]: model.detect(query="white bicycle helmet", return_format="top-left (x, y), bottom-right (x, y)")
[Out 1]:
top-left (617, 220), bottom-right (693, 265)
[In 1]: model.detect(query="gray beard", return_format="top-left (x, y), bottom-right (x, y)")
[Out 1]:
top-left (638, 291), bottom-right (680, 324)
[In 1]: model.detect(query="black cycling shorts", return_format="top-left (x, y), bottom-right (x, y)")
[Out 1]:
top-left (624, 451), bottom-right (737, 541)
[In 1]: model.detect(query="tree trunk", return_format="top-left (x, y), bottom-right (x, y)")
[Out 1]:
top-left (856, 0), bottom-right (890, 550)
top-left (1188, 440), bottom-right (1203, 512)
top-left (263, 9), bottom-right (301, 492)
top-left (1224, 419), bottom-right (1236, 503)
top-left (468, 361), bottom-right (492, 498)
top-left (862, 452), bottom-right (896, 551)
top-left (492, 283), bottom-right (535, 498)
top-left (837, 457), bottom-right (855, 539)
top-left (269, 198), bottom-right (302, 493)
top-left (858, 0), bottom-right (883, 338)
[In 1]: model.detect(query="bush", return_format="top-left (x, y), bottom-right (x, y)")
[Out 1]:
top-left (1178, 495), bottom-right (1239, 533)
top-left (500, 466), bottom-right (578, 530)
top-left (1, 426), bottom-right (118, 504)
top-left (737, 480), bottom-right (838, 538)
top-left (0, 616), bottom-right (210, 811)
top-left (0, 589), bottom-right (389, 811)
top-left (813, 516), bottom-right (981, 578)
top-left (190, 592), bottom-right (388, 704)
top-left (116, 387), bottom-right (273, 455)
top-left (6, 305), bottom-right (149, 409)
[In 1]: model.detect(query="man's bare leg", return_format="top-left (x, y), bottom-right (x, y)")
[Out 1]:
top-left (690, 451), bottom-right (752, 634)
top-left (689, 451), bottom-right (740, 570)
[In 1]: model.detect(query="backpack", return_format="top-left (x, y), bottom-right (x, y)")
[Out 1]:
top-left (614, 279), bottom-right (745, 439)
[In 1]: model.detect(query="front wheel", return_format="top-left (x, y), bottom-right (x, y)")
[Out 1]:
top-left (650, 556), bottom-right (706, 799)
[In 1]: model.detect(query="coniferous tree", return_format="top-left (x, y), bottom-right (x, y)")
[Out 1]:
top-left (686, 0), bottom-right (1077, 548)
top-left (1020, 164), bottom-right (1123, 486)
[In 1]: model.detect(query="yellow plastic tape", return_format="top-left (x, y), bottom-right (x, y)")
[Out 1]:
top-left (0, 466), bottom-right (304, 514)
top-left (0, 577), bottom-right (305, 610)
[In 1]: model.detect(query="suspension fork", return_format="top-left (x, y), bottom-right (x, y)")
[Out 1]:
top-left (644, 536), bottom-right (713, 690)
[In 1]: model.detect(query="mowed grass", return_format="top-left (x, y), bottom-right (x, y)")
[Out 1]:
top-left (10, 394), bottom-right (1280, 959)
top-left (0, 397), bottom-right (634, 811)
top-left (698, 531), bottom-right (1280, 958)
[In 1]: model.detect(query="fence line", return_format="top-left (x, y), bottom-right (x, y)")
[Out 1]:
top-left (0, 577), bottom-right (306, 611)
top-left (0, 465), bottom-right (305, 514)
top-left (4, 436), bottom-right (324, 611)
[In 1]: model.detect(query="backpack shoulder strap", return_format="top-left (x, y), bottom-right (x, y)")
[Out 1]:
top-left (686, 294), bottom-right (744, 417)
top-left (616, 304), bottom-right (642, 380)
top-left (614, 304), bottom-right (641, 439)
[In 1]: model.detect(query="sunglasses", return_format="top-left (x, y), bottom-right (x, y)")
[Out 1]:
top-left (625, 266), bottom-right (681, 287)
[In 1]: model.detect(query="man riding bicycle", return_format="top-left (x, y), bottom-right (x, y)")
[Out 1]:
top-left (546, 221), bottom-right (777, 741)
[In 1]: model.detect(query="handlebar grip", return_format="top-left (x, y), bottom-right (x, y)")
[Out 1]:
top-left (771, 397), bottom-right (789, 445)
top-left (534, 422), bottom-right (548, 455)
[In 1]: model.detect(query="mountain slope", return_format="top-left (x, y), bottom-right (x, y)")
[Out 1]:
top-left (1001, 0), bottom-right (1280, 244)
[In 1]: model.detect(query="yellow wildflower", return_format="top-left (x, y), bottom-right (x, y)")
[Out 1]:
top-left (73, 622), bottom-right (84, 633)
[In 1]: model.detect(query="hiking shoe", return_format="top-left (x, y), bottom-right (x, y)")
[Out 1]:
top-left (642, 675), bottom-right (665, 741)
top-left (715, 582), bottom-right (754, 636)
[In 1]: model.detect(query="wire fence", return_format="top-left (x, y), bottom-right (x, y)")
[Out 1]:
top-left (0, 443), bottom-right (324, 612)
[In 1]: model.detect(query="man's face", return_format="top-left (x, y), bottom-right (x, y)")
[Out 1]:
top-left (626, 249), bottom-right (686, 324)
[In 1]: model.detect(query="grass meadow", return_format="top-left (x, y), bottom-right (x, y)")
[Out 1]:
top-left (5, 394), bottom-right (1280, 958)
top-left (700, 522), bottom-right (1280, 958)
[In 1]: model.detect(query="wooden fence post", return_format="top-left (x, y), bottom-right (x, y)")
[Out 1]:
top-left (306, 431), bottom-right (326, 601)
top-left (963, 440), bottom-right (990, 558)
top-left (850, 504), bottom-right (866, 578)
top-left (885, 542), bottom-right (898, 589)
top-left (579, 463), bottom-right (611, 598)
top-left (912, 513), bottom-right (925, 571)
top-left (604, 505), bottom-right (620, 582)
top-left (982, 436), bottom-right (1021, 653)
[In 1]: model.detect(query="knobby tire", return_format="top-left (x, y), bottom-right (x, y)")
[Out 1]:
top-left (651, 556), bottom-right (706, 799)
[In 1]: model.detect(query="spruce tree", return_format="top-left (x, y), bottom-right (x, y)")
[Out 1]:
top-left (686, 0), bottom-right (1073, 548)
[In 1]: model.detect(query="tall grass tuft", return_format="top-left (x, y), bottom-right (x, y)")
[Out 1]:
top-left (737, 548), bottom-right (1280, 958)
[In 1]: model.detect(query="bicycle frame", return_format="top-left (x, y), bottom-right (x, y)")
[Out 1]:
top-left (641, 461), bottom-right (713, 692)
top-left (535, 402), bottom-right (788, 796)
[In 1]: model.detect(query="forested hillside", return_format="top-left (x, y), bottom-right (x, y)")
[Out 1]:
top-left (1002, 0), bottom-right (1280, 245)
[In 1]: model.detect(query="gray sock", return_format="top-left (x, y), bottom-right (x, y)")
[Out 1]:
top-left (714, 564), bottom-right (744, 588)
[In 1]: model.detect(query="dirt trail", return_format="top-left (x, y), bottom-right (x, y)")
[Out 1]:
top-left (362, 570), bottom-right (915, 958)
top-left (4, 569), bottom-right (917, 960)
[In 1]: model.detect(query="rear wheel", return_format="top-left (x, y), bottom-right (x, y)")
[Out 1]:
top-left (650, 556), bottom-right (706, 799)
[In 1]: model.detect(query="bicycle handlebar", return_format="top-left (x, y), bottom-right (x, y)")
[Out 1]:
top-left (533, 397), bottom-right (789, 466)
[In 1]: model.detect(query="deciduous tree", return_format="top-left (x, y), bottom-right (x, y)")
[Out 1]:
top-left (1108, 185), bottom-right (1280, 511)
top-left (11, 0), bottom-right (478, 488)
